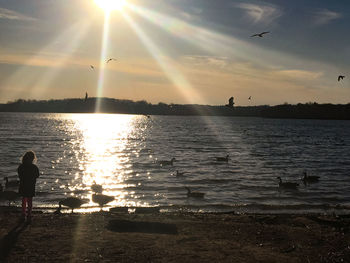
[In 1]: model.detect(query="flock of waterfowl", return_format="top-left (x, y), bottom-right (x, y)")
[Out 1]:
top-left (0, 175), bottom-right (116, 213)
top-left (0, 156), bottom-right (320, 212)
top-left (159, 155), bottom-right (320, 195)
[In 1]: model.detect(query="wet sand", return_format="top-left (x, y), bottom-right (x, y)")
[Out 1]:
top-left (0, 208), bottom-right (349, 262)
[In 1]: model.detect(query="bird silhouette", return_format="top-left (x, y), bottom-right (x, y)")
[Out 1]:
top-left (215, 154), bottom-right (229, 162)
top-left (301, 171), bottom-right (320, 184)
top-left (92, 194), bottom-right (114, 210)
top-left (4, 177), bottom-right (19, 189)
top-left (91, 181), bottom-right (103, 194)
top-left (338, 75), bottom-right (345, 81)
top-left (185, 187), bottom-right (205, 198)
top-left (251, 31), bottom-right (270, 37)
top-left (55, 197), bottom-right (87, 213)
top-left (0, 190), bottom-right (20, 206)
top-left (106, 58), bottom-right (117, 63)
top-left (276, 177), bottom-right (299, 189)
top-left (248, 96), bottom-right (251, 100)
top-left (225, 97), bottom-right (234, 108)
top-left (90, 65), bottom-right (95, 70)
top-left (158, 158), bottom-right (176, 166)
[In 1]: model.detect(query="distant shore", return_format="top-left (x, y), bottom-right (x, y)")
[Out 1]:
top-left (1, 98), bottom-right (350, 120)
top-left (1, 208), bottom-right (349, 262)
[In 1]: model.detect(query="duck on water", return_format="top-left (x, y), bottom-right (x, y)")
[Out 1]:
top-left (276, 177), bottom-right (299, 189)
top-left (185, 187), bottom-right (205, 198)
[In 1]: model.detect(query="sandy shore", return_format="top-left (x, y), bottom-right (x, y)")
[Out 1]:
top-left (0, 208), bottom-right (349, 262)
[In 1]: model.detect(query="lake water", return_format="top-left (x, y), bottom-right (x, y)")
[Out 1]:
top-left (0, 112), bottom-right (350, 214)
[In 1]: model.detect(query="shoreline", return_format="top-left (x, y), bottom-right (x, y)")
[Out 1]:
top-left (1, 209), bottom-right (349, 262)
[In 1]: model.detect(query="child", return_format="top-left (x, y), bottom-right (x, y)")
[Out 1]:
top-left (17, 151), bottom-right (40, 223)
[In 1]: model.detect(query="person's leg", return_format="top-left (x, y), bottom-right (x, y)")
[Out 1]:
top-left (21, 197), bottom-right (27, 221)
top-left (27, 197), bottom-right (33, 218)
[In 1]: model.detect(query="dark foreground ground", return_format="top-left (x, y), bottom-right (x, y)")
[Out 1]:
top-left (0, 208), bottom-right (349, 262)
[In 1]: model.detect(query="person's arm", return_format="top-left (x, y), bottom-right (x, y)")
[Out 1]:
top-left (18, 165), bottom-right (23, 179)
top-left (35, 166), bottom-right (40, 179)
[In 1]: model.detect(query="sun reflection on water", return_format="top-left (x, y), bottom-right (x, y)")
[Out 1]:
top-left (67, 113), bottom-right (147, 211)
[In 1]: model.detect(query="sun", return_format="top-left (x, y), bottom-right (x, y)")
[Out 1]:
top-left (94, 0), bottom-right (126, 12)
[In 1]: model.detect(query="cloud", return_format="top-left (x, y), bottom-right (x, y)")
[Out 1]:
top-left (0, 7), bottom-right (36, 21)
top-left (234, 2), bottom-right (282, 25)
top-left (312, 9), bottom-right (342, 25)
top-left (182, 56), bottom-right (228, 68)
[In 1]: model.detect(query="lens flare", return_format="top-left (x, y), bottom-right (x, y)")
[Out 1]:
top-left (94, 0), bottom-right (126, 12)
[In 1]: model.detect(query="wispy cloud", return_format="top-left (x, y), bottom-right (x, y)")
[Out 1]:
top-left (233, 2), bottom-right (282, 25)
top-left (182, 56), bottom-right (228, 68)
top-left (312, 9), bottom-right (342, 25)
top-left (0, 7), bottom-right (36, 21)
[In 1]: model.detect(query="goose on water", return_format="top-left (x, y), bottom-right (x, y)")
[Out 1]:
top-left (4, 177), bottom-right (19, 188)
top-left (55, 197), bottom-right (87, 213)
top-left (175, 170), bottom-right (185, 177)
top-left (277, 177), bottom-right (299, 189)
top-left (158, 158), bottom-right (176, 166)
top-left (92, 194), bottom-right (114, 209)
top-left (301, 171), bottom-right (320, 184)
top-left (216, 155), bottom-right (229, 162)
top-left (185, 187), bottom-right (205, 198)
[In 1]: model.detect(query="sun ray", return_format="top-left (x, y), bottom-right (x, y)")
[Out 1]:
top-left (121, 12), bottom-right (229, 147)
top-left (122, 12), bottom-right (203, 105)
top-left (0, 21), bottom-right (91, 101)
top-left (95, 12), bottom-right (111, 112)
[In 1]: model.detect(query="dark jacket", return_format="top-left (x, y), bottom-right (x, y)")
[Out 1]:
top-left (17, 163), bottom-right (39, 197)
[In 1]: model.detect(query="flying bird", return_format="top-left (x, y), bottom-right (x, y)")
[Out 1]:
top-left (106, 58), bottom-right (117, 63)
top-left (338, 75), bottom-right (345, 81)
top-left (90, 65), bottom-right (95, 70)
top-left (225, 97), bottom-right (234, 108)
top-left (251, 31), bottom-right (270, 38)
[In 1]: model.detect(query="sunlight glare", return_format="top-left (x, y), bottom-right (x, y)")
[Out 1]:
top-left (94, 0), bottom-right (126, 12)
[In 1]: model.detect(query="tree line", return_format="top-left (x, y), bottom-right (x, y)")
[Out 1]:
top-left (0, 98), bottom-right (349, 120)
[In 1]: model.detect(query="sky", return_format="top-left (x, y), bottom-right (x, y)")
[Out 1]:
top-left (0, 0), bottom-right (349, 106)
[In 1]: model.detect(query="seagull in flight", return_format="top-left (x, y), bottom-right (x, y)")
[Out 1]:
top-left (338, 75), bottom-right (345, 81)
top-left (90, 65), bottom-right (95, 70)
top-left (225, 97), bottom-right (234, 109)
top-left (106, 58), bottom-right (117, 64)
top-left (251, 31), bottom-right (270, 38)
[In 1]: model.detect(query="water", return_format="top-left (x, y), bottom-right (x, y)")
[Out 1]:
top-left (0, 112), bottom-right (350, 214)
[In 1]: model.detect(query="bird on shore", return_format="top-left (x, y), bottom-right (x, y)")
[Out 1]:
top-left (251, 31), bottom-right (270, 37)
top-left (225, 97), bottom-right (234, 109)
top-left (106, 58), bottom-right (117, 63)
top-left (276, 177), bottom-right (299, 189)
top-left (338, 75), bottom-right (345, 81)
top-left (301, 171), bottom-right (320, 184)
top-left (92, 194), bottom-right (114, 210)
top-left (215, 154), bottom-right (229, 162)
top-left (90, 65), bottom-right (95, 70)
top-left (0, 190), bottom-right (20, 206)
top-left (55, 197), bottom-right (87, 213)
top-left (158, 158), bottom-right (176, 166)
top-left (185, 187), bottom-right (205, 198)
top-left (4, 177), bottom-right (19, 188)
top-left (91, 181), bottom-right (103, 194)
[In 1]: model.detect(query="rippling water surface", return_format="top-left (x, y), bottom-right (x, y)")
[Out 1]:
top-left (1, 112), bottom-right (350, 214)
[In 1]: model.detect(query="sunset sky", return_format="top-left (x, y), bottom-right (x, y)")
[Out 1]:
top-left (0, 0), bottom-right (349, 106)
